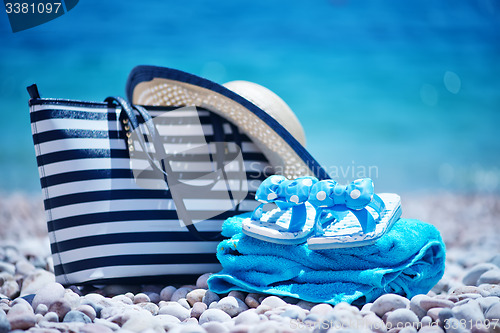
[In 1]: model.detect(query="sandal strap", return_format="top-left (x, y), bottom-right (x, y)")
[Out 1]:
top-left (251, 175), bottom-right (318, 232)
top-left (308, 178), bottom-right (375, 209)
top-left (309, 178), bottom-right (384, 235)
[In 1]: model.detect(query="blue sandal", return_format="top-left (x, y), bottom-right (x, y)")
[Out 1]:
top-left (242, 176), bottom-right (402, 249)
top-left (306, 179), bottom-right (402, 249)
top-left (241, 175), bottom-right (327, 244)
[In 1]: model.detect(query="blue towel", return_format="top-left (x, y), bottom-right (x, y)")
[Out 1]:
top-left (208, 214), bottom-right (446, 305)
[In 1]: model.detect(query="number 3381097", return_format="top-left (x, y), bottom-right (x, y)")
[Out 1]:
top-left (5, 2), bottom-right (62, 14)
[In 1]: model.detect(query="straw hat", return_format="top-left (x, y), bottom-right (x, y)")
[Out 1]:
top-left (126, 66), bottom-right (329, 180)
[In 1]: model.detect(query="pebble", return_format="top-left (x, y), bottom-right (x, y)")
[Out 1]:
top-left (254, 304), bottom-right (272, 315)
top-left (437, 307), bottom-right (453, 325)
top-left (371, 294), bottom-right (410, 317)
top-left (311, 303), bottom-right (334, 316)
top-left (335, 301), bottom-right (360, 314)
top-left (227, 324), bottom-right (251, 333)
top-left (120, 311), bottom-right (162, 332)
top-left (160, 286), bottom-right (176, 302)
top-left (360, 302), bottom-right (373, 315)
top-left (187, 289), bottom-right (207, 306)
top-left (11, 297), bottom-right (32, 309)
top-left (35, 303), bottom-right (48, 316)
top-left (3, 247), bottom-right (20, 264)
top-left (158, 302), bottom-right (191, 321)
top-left (0, 263), bottom-right (15, 275)
top-left (478, 284), bottom-right (500, 297)
top-left (94, 318), bottom-right (121, 331)
top-left (228, 290), bottom-right (246, 301)
top-left (214, 296), bottom-right (248, 317)
top-left (124, 292), bottom-right (134, 301)
top-left (234, 309), bottom-right (259, 325)
top-left (244, 293), bottom-right (260, 308)
top-left (133, 293), bottom-right (150, 304)
top-left (101, 285), bottom-right (134, 296)
top-left (196, 273), bottom-right (212, 289)
top-left (409, 294), bottom-right (428, 319)
top-left (145, 292), bottom-right (160, 304)
top-left (20, 269), bottom-right (55, 296)
top-left (449, 285), bottom-right (484, 296)
top-left (399, 327), bottom-right (417, 333)
top-left (421, 315), bottom-right (432, 326)
top-left (80, 323), bottom-right (114, 333)
top-left (445, 318), bottom-right (469, 333)
top-left (32, 283), bottom-right (65, 310)
top-left (362, 313), bottom-right (387, 333)
top-left (137, 302), bottom-right (159, 315)
top-left (490, 254), bottom-right (500, 268)
top-left (155, 314), bottom-right (181, 331)
top-left (34, 312), bottom-right (43, 324)
top-left (280, 305), bottom-right (306, 321)
top-left (198, 308), bottom-right (232, 325)
top-left (0, 279), bottom-right (19, 299)
top-left (419, 297), bottom-right (454, 311)
top-left (452, 300), bottom-right (485, 329)
top-left (0, 310), bottom-right (11, 333)
top-left (296, 300), bottom-right (316, 310)
top-left (202, 290), bottom-right (220, 306)
top-left (250, 321), bottom-right (282, 333)
top-left (48, 298), bottom-right (71, 321)
top-left (385, 308), bottom-right (419, 329)
top-left (191, 301), bottom-right (207, 319)
top-left (178, 298), bottom-right (191, 310)
top-left (170, 287), bottom-right (192, 302)
top-left (38, 321), bottom-right (86, 332)
top-left (462, 263), bottom-right (498, 286)
top-left (43, 311), bottom-right (59, 322)
top-left (331, 308), bottom-right (361, 328)
top-left (76, 304), bottom-right (97, 321)
top-left (112, 295), bottom-right (132, 306)
top-left (477, 296), bottom-right (500, 312)
top-left (478, 269), bottom-right (500, 285)
top-left (380, 310), bottom-right (392, 323)
top-left (169, 324), bottom-right (206, 333)
top-left (485, 302), bottom-right (500, 321)
top-left (82, 293), bottom-right (104, 305)
top-left (7, 303), bottom-right (36, 330)
top-left (184, 317), bottom-right (199, 325)
top-left (457, 293), bottom-right (483, 301)
top-left (63, 310), bottom-right (92, 324)
top-left (202, 321), bottom-right (230, 333)
top-left (418, 326), bottom-right (445, 333)
top-left (260, 296), bottom-right (287, 309)
top-left (15, 260), bottom-right (35, 276)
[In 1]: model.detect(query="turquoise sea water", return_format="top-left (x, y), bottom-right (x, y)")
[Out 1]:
top-left (0, 0), bottom-right (499, 194)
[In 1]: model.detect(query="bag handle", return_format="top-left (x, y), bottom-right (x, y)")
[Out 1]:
top-left (27, 84), bottom-right (41, 100)
top-left (105, 97), bottom-right (224, 241)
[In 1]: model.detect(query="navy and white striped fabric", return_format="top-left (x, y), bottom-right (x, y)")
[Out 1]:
top-left (30, 98), bottom-right (271, 285)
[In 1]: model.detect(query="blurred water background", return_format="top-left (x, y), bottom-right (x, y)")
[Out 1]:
top-left (1, 0), bottom-right (499, 194)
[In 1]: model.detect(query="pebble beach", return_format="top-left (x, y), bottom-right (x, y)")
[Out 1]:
top-left (0, 193), bottom-right (499, 333)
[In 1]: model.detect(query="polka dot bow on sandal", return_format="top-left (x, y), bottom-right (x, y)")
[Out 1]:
top-left (241, 175), bottom-right (402, 249)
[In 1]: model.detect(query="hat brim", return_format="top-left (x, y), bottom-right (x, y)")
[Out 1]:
top-left (126, 65), bottom-right (329, 180)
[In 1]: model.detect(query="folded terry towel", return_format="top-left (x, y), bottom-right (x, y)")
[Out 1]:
top-left (208, 214), bottom-right (446, 305)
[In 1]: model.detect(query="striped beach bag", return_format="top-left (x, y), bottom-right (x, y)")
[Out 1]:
top-left (29, 66), bottom-right (329, 286)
